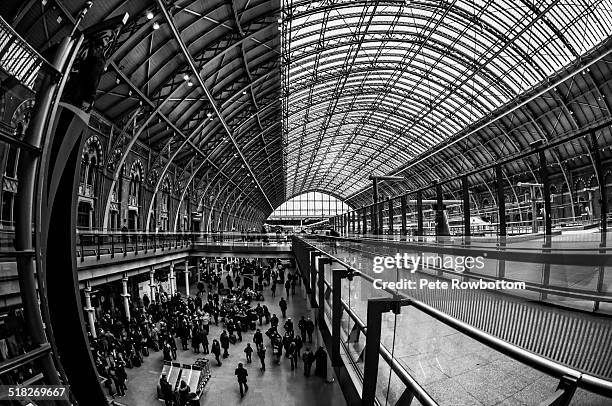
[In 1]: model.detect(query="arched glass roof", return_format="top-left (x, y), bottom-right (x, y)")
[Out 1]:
top-left (283, 0), bottom-right (612, 198)
top-left (267, 191), bottom-right (351, 220)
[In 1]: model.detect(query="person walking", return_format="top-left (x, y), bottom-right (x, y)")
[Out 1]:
top-left (244, 343), bottom-right (253, 363)
top-left (284, 279), bottom-right (291, 297)
top-left (234, 363), bottom-right (249, 398)
top-left (211, 339), bottom-right (222, 366)
top-left (271, 280), bottom-right (277, 297)
top-left (302, 348), bottom-right (314, 377)
top-left (305, 317), bottom-right (315, 343)
top-left (257, 345), bottom-right (266, 371)
top-left (298, 316), bottom-right (307, 342)
top-left (253, 329), bottom-right (263, 351)
top-left (279, 298), bottom-right (287, 318)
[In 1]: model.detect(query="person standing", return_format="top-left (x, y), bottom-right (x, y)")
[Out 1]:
top-left (234, 363), bottom-right (249, 398)
top-left (302, 348), bottom-right (314, 377)
top-left (244, 343), bottom-right (253, 363)
top-left (257, 345), bottom-right (266, 371)
top-left (315, 346), bottom-right (328, 378)
top-left (178, 380), bottom-right (190, 406)
top-left (220, 330), bottom-right (230, 358)
top-left (159, 374), bottom-right (174, 406)
top-left (279, 298), bottom-right (287, 318)
top-left (271, 280), bottom-right (277, 297)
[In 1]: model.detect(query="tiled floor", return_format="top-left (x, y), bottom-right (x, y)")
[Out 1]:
top-left (117, 273), bottom-right (346, 406)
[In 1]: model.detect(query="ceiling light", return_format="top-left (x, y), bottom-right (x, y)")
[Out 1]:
top-left (277, 18), bottom-right (282, 24)
top-left (153, 21), bottom-right (160, 30)
top-left (242, 90), bottom-right (247, 95)
top-left (187, 81), bottom-right (193, 87)
top-left (115, 78), bottom-right (120, 85)
top-left (183, 74), bottom-right (190, 81)
top-left (146, 11), bottom-right (154, 20)
top-left (207, 112), bottom-right (212, 117)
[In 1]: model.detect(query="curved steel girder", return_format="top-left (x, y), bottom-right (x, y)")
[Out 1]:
top-left (170, 42), bottom-right (279, 128)
top-left (174, 84), bottom-right (280, 162)
top-left (143, 79), bottom-right (280, 229)
top-left (120, 3), bottom-right (277, 101)
top-left (146, 98), bottom-right (280, 222)
top-left (156, 0), bottom-right (275, 211)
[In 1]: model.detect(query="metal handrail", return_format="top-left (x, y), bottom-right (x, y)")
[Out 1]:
top-left (295, 236), bottom-right (612, 399)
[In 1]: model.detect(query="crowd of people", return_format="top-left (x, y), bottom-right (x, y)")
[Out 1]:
top-left (87, 257), bottom-right (329, 404)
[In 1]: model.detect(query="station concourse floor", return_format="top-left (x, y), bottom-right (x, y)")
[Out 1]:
top-left (119, 275), bottom-right (347, 406)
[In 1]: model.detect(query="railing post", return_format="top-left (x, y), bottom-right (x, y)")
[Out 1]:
top-left (317, 257), bottom-right (331, 325)
top-left (331, 268), bottom-right (349, 367)
top-left (309, 251), bottom-right (320, 306)
top-left (362, 298), bottom-right (398, 406)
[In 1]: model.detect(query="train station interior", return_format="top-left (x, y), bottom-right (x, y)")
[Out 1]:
top-left (0, 0), bottom-right (612, 405)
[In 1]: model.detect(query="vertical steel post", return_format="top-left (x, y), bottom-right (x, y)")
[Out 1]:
top-left (462, 176), bottom-right (471, 239)
top-left (388, 198), bottom-right (393, 235)
top-left (589, 132), bottom-right (607, 233)
top-left (416, 191), bottom-right (423, 237)
top-left (362, 298), bottom-right (396, 405)
top-left (372, 178), bottom-right (379, 234)
top-left (331, 269), bottom-right (343, 367)
top-left (496, 165), bottom-right (507, 238)
top-left (400, 195), bottom-right (407, 237)
top-left (538, 150), bottom-right (552, 236)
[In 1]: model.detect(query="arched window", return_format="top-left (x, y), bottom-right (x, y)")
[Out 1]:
top-left (266, 191), bottom-right (352, 229)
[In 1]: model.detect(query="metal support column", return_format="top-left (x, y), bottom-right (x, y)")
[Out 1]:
top-left (462, 176), bottom-right (471, 240)
top-left (416, 191), bottom-right (424, 237)
top-left (184, 259), bottom-right (190, 297)
top-left (149, 269), bottom-right (156, 303)
top-left (400, 195), bottom-right (407, 237)
top-left (169, 264), bottom-right (176, 295)
top-left (84, 284), bottom-right (96, 339)
top-left (590, 132), bottom-right (607, 233)
top-left (121, 276), bottom-right (130, 322)
top-left (370, 204), bottom-right (375, 236)
top-left (388, 198), bottom-right (394, 235)
top-left (309, 251), bottom-right (320, 304)
top-left (538, 151), bottom-right (552, 236)
top-left (362, 207), bottom-right (367, 234)
top-left (372, 178), bottom-right (379, 234)
top-left (495, 165), bottom-right (506, 238)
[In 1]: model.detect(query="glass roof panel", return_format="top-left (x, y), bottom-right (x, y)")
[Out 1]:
top-left (283, 0), bottom-right (612, 198)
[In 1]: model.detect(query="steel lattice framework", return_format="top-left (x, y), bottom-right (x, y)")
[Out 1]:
top-left (5, 0), bottom-right (612, 221)
top-left (283, 0), bottom-right (612, 205)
